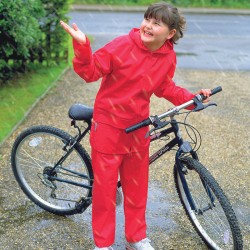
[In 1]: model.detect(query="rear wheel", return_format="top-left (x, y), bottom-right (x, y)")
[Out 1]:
top-left (11, 125), bottom-right (93, 215)
top-left (174, 157), bottom-right (243, 250)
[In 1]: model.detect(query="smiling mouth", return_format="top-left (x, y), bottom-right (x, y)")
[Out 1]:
top-left (144, 30), bottom-right (153, 37)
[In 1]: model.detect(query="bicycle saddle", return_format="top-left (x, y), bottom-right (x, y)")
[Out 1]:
top-left (68, 104), bottom-right (93, 121)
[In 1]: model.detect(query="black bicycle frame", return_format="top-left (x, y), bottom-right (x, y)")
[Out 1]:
top-left (47, 117), bottom-right (214, 211)
top-left (149, 118), bottom-right (195, 163)
top-left (48, 122), bottom-right (93, 190)
top-left (148, 118), bottom-right (214, 212)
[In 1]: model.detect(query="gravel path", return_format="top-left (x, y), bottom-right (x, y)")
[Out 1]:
top-left (0, 68), bottom-right (249, 249)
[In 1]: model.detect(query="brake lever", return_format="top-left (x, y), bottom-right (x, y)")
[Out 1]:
top-left (204, 102), bottom-right (217, 109)
top-left (145, 116), bottom-right (169, 138)
top-left (193, 101), bottom-right (217, 112)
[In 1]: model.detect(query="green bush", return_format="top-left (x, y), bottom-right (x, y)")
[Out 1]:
top-left (39, 0), bottom-right (72, 64)
top-left (0, 0), bottom-right (72, 82)
top-left (0, 0), bottom-right (44, 80)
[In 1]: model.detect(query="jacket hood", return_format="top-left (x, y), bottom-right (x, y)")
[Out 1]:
top-left (129, 28), bottom-right (173, 54)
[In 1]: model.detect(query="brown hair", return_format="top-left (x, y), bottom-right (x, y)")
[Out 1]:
top-left (144, 2), bottom-right (186, 44)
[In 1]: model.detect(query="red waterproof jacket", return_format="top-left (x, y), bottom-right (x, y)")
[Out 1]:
top-left (73, 28), bottom-right (194, 129)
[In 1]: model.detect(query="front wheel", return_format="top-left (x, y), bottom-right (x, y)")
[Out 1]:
top-left (174, 157), bottom-right (243, 250)
top-left (11, 125), bottom-right (93, 215)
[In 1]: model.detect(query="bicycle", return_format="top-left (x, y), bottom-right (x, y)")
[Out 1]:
top-left (11, 86), bottom-right (243, 250)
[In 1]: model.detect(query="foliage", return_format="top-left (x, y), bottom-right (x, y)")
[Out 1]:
top-left (39, 0), bottom-right (72, 64)
top-left (73, 0), bottom-right (250, 8)
top-left (0, 0), bottom-right (72, 82)
top-left (0, 37), bottom-right (74, 143)
top-left (0, 0), bottom-right (44, 80)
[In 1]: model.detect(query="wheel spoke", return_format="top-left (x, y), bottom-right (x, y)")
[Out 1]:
top-left (17, 149), bottom-right (49, 169)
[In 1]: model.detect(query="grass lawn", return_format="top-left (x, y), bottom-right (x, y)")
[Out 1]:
top-left (0, 63), bottom-right (69, 143)
top-left (0, 37), bottom-right (76, 144)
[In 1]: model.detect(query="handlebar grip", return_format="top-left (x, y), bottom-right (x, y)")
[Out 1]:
top-left (199, 86), bottom-right (222, 101)
top-left (125, 118), bottom-right (151, 133)
top-left (210, 86), bottom-right (222, 96)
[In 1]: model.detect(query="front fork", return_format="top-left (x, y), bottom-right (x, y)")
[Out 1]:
top-left (175, 144), bottom-right (215, 212)
top-left (175, 142), bottom-right (198, 211)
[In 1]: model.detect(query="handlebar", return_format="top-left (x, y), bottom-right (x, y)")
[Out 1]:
top-left (125, 118), bottom-right (152, 133)
top-left (125, 86), bottom-right (222, 134)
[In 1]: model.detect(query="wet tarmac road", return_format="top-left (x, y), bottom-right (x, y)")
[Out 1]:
top-left (69, 11), bottom-right (250, 70)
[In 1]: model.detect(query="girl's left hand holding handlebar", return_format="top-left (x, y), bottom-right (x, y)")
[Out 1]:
top-left (196, 89), bottom-right (212, 103)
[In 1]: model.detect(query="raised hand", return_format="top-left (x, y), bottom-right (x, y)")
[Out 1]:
top-left (60, 21), bottom-right (86, 44)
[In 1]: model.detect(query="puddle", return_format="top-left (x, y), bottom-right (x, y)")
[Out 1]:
top-left (69, 182), bottom-right (179, 248)
top-left (1, 176), bottom-right (249, 248)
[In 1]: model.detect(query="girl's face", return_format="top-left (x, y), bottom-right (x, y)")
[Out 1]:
top-left (140, 18), bottom-right (176, 51)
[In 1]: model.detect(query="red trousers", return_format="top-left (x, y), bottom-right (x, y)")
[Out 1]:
top-left (90, 121), bottom-right (150, 247)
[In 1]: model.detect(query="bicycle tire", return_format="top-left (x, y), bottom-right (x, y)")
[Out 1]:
top-left (174, 157), bottom-right (243, 250)
top-left (11, 125), bottom-right (93, 215)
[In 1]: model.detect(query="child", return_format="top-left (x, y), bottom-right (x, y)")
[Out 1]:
top-left (60, 2), bottom-right (211, 250)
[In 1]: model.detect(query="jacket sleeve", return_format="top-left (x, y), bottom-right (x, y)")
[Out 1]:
top-left (154, 58), bottom-right (195, 110)
top-left (72, 37), bottom-right (112, 83)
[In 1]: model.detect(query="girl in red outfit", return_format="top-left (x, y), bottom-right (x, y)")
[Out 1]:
top-left (61, 3), bottom-right (211, 250)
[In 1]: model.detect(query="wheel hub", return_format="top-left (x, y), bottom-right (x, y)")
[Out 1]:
top-left (43, 166), bottom-right (57, 180)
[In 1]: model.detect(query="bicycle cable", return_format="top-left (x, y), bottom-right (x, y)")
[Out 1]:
top-left (170, 111), bottom-right (202, 152)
